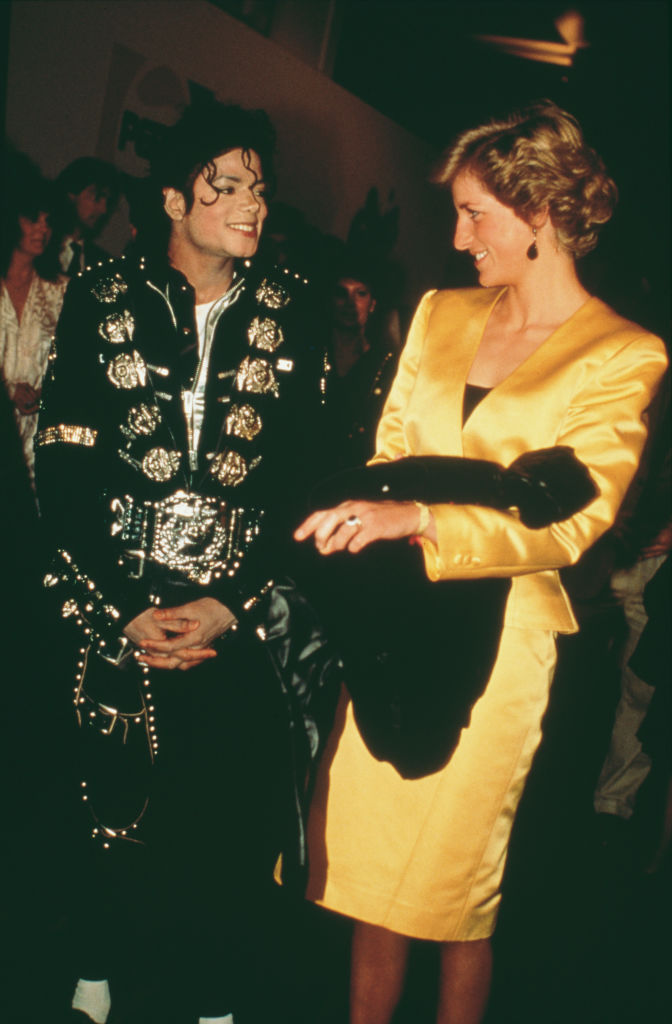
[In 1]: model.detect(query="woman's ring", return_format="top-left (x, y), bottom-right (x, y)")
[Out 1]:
top-left (345, 514), bottom-right (363, 528)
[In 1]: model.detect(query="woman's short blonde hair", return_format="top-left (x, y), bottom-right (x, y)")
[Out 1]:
top-left (433, 100), bottom-right (617, 258)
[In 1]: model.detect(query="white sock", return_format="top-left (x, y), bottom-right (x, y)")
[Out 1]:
top-left (71, 978), bottom-right (111, 1023)
top-left (198, 1016), bottom-right (234, 1024)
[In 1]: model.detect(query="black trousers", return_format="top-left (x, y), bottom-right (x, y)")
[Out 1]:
top-left (70, 628), bottom-right (292, 1018)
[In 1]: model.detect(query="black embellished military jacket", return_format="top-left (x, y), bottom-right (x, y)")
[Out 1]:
top-left (35, 251), bottom-right (329, 664)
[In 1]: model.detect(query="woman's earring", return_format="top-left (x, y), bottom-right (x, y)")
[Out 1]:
top-left (526, 228), bottom-right (538, 261)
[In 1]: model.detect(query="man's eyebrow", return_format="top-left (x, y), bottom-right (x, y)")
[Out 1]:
top-left (212, 173), bottom-right (267, 185)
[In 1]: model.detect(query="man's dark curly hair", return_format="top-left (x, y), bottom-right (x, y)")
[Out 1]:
top-left (151, 100), bottom-right (276, 211)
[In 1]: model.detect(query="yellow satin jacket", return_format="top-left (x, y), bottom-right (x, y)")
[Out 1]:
top-left (373, 287), bottom-right (669, 633)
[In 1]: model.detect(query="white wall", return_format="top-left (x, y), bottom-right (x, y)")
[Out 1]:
top-left (7, 0), bottom-right (449, 303)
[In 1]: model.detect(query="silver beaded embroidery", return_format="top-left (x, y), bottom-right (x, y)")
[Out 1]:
top-left (226, 403), bottom-right (262, 441)
top-left (210, 450), bottom-right (248, 486)
top-left (235, 356), bottom-right (278, 396)
top-left (106, 351), bottom-right (148, 390)
top-left (255, 279), bottom-right (290, 310)
top-left (91, 275), bottom-right (129, 304)
top-left (126, 403), bottom-right (161, 437)
top-left (247, 316), bottom-right (284, 352)
top-left (141, 447), bottom-right (181, 482)
top-left (98, 310), bottom-right (135, 345)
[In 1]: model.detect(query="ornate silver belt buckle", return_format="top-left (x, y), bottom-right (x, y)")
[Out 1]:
top-left (150, 490), bottom-right (229, 584)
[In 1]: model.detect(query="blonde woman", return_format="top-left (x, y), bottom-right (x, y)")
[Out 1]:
top-left (296, 101), bottom-right (668, 1024)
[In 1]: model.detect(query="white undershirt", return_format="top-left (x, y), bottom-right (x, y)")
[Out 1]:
top-left (59, 236), bottom-right (83, 274)
top-left (195, 298), bottom-right (218, 357)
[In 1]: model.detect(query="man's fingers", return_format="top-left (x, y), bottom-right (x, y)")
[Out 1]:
top-left (152, 609), bottom-right (199, 628)
top-left (135, 651), bottom-right (180, 669)
top-left (135, 646), bottom-right (217, 670)
top-left (176, 651), bottom-right (215, 667)
top-left (177, 647), bottom-right (217, 662)
top-left (154, 616), bottom-right (199, 635)
top-left (153, 605), bottom-right (199, 622)
top-left (141, 626), bottom-right (171, 642)
top-left (140, 635), bottom-right (201, 653)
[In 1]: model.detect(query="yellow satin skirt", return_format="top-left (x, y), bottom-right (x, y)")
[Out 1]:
top-left (305, 625), bottom-right (557, 941)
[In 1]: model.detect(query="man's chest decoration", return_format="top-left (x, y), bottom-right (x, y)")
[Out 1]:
top-left (91, 267), bottom-right (298, 493)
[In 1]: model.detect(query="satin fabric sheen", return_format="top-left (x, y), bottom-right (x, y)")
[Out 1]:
top-left (306, 625), bottom-right (556, 940)
top-left (304, 287), bottom-right (667, 940)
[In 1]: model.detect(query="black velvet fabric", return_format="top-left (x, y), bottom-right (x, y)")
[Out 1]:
top-left (297, 445), bottom-right (597, 779)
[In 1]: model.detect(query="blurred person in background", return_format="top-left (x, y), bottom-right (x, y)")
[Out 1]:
top-left (1, 153), bottom-right (67, 486)
top-left (55, 157), bottom-right (120, 275)
top-left (327, 260), bottom-right (398, 467)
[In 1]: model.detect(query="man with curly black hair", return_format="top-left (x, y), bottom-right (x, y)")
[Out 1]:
top-left (36, 100), bottom-right (333, 1024)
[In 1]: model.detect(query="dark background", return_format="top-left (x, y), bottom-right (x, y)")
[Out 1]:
top-left (1, 3), bottom-right (669, 1021)
top-left (329, 0), bottom-right (670, 335)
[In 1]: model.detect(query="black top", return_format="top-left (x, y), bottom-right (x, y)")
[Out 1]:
top-left (462, 383), bottom-right (491, 425)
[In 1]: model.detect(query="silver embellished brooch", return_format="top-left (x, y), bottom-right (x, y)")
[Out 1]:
top-left (226, 403), bottom-right (262, 441)
top-left (255, 279), bottom-right (290, 310)
top-left (141, 447), bottom-right (181, 482)
top-left (91, 275), bottom-right (129, 304)
top-left (210, 450), bottom-right (248, 487)
top-left (98, 310), bottom-right (135, 345)
top-left (235, 356), bottom-right (278, 397)
top-left (126, 403), bottom-right (161, 437)
top-left (106, 351), bottom-right (148, 390)
top-left (247, 316), bottom-right (284, 352)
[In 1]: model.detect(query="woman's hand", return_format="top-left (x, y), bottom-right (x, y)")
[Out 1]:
top-left (124, 598), bottom-right (237, 671)
top-left (294, 500), bottom-right (434, 555)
